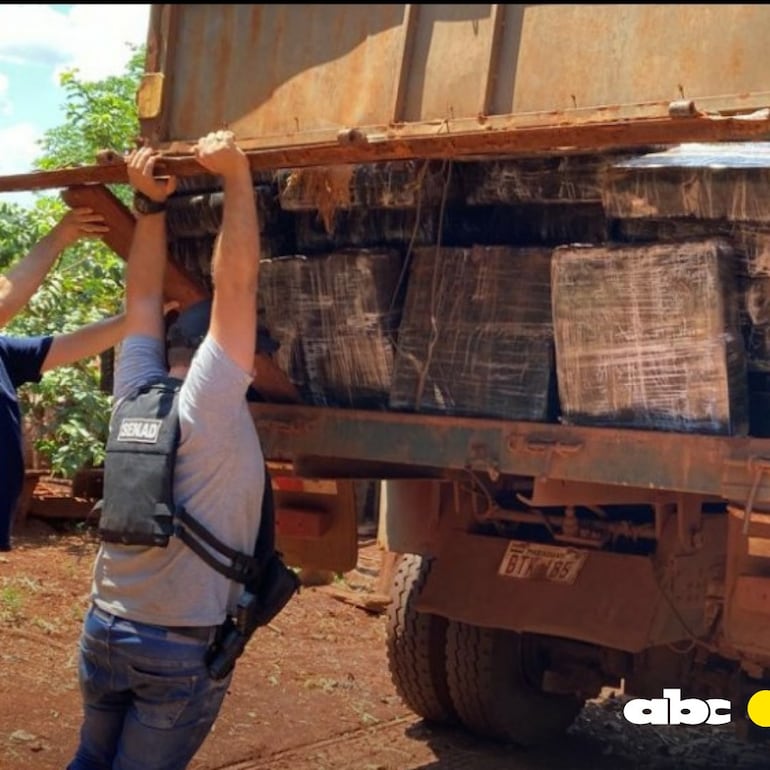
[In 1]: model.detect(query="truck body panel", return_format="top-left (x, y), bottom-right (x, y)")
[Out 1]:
top-left (138, 4), bottom-right (770, 163)
top-left (251, 402), bottom-right (770, 510)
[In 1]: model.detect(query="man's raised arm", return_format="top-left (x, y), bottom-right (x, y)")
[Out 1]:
top-left (194, 131), bottom-right (260, 375)
top-left (0, 208), bottom-right (108, 328)
top-left (122, 146), bottom-right (178, 341)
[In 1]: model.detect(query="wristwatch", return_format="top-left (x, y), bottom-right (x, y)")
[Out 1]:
top-left (133, 191), bottom-right (167, 216)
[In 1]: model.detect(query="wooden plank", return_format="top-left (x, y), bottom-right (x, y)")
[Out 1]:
top-left (319, 584), bottom-right (391, 614)
top-left (60, 184), bottom-right (208, 310)
top-left (251, 352), bottom-right (302, 404)
top-left (12, 471), bottom-right (46, 528)
top-left (375, 550), bottom-right (399, 596)
top-left (27, 496), bottom-right (96, 520)
top-left (60, 185), bottom-right (134, 258)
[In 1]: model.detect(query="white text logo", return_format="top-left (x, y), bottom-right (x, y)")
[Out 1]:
top-left (117, 418), bottom-right (161, 443)
top-left (623, 689), bottom-right (731, 725)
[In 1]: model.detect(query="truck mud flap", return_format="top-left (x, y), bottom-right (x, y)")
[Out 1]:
top-left (414, 527), bottom-right (723, 653)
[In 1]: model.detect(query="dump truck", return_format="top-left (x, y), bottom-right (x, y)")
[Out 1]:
top-left (7, 2), bottom-right (770, 746)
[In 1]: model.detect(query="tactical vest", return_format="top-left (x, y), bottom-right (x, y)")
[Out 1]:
top-left (97, 376), bottom-right (263, 585)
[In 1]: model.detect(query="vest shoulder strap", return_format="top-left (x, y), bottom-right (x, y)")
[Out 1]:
top-left (174, 464), bottom-right (276, 586)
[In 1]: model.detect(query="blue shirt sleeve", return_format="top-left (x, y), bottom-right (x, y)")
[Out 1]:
top-left (0, 335), bottom-right (53, 388)
top-left (113, 334), bottom-right (167, 401)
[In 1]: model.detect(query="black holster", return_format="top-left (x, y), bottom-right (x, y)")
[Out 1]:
top-left (206, 553), bottom-right (301, 680)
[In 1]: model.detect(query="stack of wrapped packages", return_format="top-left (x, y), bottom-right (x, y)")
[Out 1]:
top-left (159, 144), bottom-right (770, 438)
top-left (257, 160), bottom-right (453, 409)
top-left (597, 142), bottom-right (770, 435)
top-left (389, 245), bottom-right (556, 421)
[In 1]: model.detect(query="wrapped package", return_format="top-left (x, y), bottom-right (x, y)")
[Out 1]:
top-left (603, 142), bottom-right (770, 221)
top-left (748, 372), bottom-right (770, 436)
top-left (259, 249), bottom-right (404, 408)
top-left (745, 279), bottom-right (770, 327)
top-left (165, 185), bottom-right (284, 239)
top-left (277, 160), bottom-right (456, 212)
top-left (444, 203), bottom-right (608, 247)
top-left (294, 207), bottom-right (438, 253)
top-left (173, 170), bottom-right (274, 195)
top-left (169, 234), bottom-right (283, 284)
top-left (731, 225), bottom-right (770, 277)
top-left (459, 151), bottom-right (634, 205)
top-left (746, 323), bottom-right (770, 372)
top-left (552, 239), bottom-right (748, 435)
top-left (612, 217), bottom-right (731, 246)
top-left (295, 201), bottom-right (607, 254)
top-left (389, 245), bottom-right (556, 421)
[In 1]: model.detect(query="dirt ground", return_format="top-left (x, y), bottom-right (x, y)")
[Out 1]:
top-left (3, 511), bottom-right (770, 770)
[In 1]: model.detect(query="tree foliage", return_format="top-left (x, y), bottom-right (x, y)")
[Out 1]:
top-left (3, 44), bottom-right (144, 477)
top-left (37, 46), bottom-right (146, 177)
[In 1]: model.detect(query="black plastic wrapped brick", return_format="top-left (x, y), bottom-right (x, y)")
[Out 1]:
top-left (259, 249), bottom-right (405, 408)
top-left (389, 245), bottom-right (556, 421)
top-left (602, 143), bottom-right (770, 222)
top-left (552, 238), bottom-right (748, 435)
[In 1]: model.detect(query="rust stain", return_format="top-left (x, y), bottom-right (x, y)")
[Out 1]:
top-left (282, 166), bottom-right (355, 232)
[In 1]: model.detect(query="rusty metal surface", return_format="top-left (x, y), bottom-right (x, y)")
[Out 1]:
top-left (4, 5), bottom-right (770, 192)
top-left (142, 4), bottom-right (770, 155)
top-left (273, 477), bottom-right (358, 573)
top-left (413, 524), bottom-right (723, 652)
top-left (724, 507), bottom-right (770, 661)
top-left (731, 576), bottom-right (770, 616)
top-left (249, 403), bottom-right (770, 507)
top-left (5, 111), bottom-right (770, 194)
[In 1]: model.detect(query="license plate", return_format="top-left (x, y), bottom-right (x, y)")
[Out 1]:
top-left (498, 540), bottom-right (587, 584)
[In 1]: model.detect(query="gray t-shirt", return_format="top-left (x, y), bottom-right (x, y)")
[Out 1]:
top-left (91, 333), bottom-right (264, 627)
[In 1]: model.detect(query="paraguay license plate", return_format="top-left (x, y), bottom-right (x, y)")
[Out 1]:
top-left (498, 540), bottom-right (587, 584)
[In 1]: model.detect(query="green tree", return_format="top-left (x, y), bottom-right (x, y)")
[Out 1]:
top-left (37, 46), bottom-right (145, 184)
top-left (0, 202), bottom-right (36, 270)
top-left (3, 44), bottom-right (144, 478)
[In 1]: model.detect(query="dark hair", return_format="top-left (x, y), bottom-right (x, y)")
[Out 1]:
top-left (166, 299), bottom-right (212, 352)
top-left (165, 299), bottom-right (279, 360)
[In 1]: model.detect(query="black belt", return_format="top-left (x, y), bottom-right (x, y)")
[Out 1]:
top-left (92, 605), bottom-right (216, 643)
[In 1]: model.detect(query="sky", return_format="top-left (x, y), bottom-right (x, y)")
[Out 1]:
top-left (0, 4), bottom-right (150, 207)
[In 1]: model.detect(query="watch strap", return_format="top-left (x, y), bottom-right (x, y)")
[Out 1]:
top-left (133, 191), bottom-right (167, 215)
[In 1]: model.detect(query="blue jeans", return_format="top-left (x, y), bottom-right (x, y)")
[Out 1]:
top-left (67, 604), bottom-right (231, 770)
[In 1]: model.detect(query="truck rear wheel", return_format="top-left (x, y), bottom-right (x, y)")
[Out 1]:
top-left (446, 621), bottom-right (584, 746)
top-left (386, 553), bottom-right (457, 725)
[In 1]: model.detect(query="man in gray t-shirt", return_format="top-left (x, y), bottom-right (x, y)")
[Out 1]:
top-left (68, 131), bottom-right (265, 770)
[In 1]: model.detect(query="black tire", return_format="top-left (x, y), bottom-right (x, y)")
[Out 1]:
top-left (446, 621), bottom-right (584, 746)
top-left (386, 553), bottom-right (457, 725)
